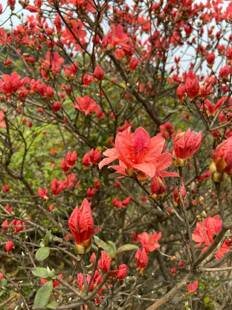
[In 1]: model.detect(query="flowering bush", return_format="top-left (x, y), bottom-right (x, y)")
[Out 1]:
top-left (1, 0), bottom-right (232, 309)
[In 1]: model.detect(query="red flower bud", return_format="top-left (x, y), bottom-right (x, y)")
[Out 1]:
top-left (51, 178), bottom-right (64, 195)
top-left (68, 198), bottom-right (94, 254)
top-left (151, 177), bottom-right (167, 196)
top-left (1, 219), bottom-right (9, 231)
top-left (52, 101), bottom-right (62, 112)
top-left (116, 264), bottom-right (128, 280)
top-left (2, 184), bottom-right (10, 193)
top-left (173, 129), bottom-right (202, 161)
top-left (98, 251), bottom-right (111, 272)
top-left (159, 122), bottom-right (175, 139)
top-left (185, 72), bottom-right (199, 99)
top-left (82, 149), bottom-right (101, 167)
top-left (211, 136), bottom-right (232, 176)
top-left (37, 187), bottom-right (49, 200)
top-left (135, 248), bottom-right (148, 271)
top-left (187, 280), bottom-right (198, 294)
top-left (4, 240), bottom-right (14, 252)
top-left (176, 84), bottom-right (186, 101)
top-left (93, 65), bottom-right (104, 80)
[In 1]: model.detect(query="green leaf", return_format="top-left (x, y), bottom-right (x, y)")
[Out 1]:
top-left (47, 300), bottom-right (59, 309)
top-left (35, 247), bottom-right (50, 261)
top-left (94, 236), bottom-right (110, 251)
top-left (32, 267), bottom-right (55, 279)
top-left (43, 231), bottom-right (54, 246)
top-left (106, 241), bottom-right (117, 258)
top-left (94, 236), bottom-right (117, 258)
top-left (33, 281), bottom-right (53, 308)
top-left (117, 244), bottom-right (139, 254)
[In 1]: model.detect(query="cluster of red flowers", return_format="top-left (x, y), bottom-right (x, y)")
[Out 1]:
top-left (135, 232), bottom-right (162, 272)
top-left (2, 0), bottom-right (232, 308)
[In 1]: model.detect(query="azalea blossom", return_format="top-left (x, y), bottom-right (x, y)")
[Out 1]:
top-left (82, 148), bottom-right (101, 167)
top-left (112, 196), bottom-right (131, 209)
top-left (211, 136), bottom-right (232, 176)
top-left (215, 241), bottom-right (230, 260)
top-left (115, 264), bottom-right (128, 280)
top-left (136, 231), bottom-right (161, 253)
top-left (192, 215), bottom-right (223, 251)
top-left (51, 178), bottom-right (64, 195)
top-left (98, 251), bottom-right (111, 273)
top-left (102, 24), bottom-right (133, 55)
top-left (184, 71), bottom-right (200, 99)
top-left (1, 219), bottom-right (9, 231)
top-left (99, 127), bottom-right (174, 179)
top-left (77, 270), bottom-right (103, 299)
top-left (135, 247), bottom-right (148, 271)
top-left (93, 64), bottom-right (104, 80)
top-left (40, 51), bottom-right (64, 78)
top-left (0, 72), bottom-right (23, 95)
top-left (61, 151), bottom-right (78, 172)
top-left (187, 280), bottom-right (198, 294)
top-left (74, 96), bottom-right (102, 117)
top-left (63, 173), bottom-right (77, 190)
top-left (37, 187), bottom-right (49, 200)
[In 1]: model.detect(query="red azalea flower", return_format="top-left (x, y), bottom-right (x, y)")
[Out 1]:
top-left (187, 280), bottom-right (198, 294)
top-left (98, 251), bottom-right (111, 273)
top-left (61, 151), bottom-right (78, 172)
top-left (77, 273), bottom-right (91, 291)
top-left (211, 136), bottom-right (232, 176)
top-left (1, 219), bottom-right (9, 231)
top-left (215, 240), bottom-right (230, 260)
top-left (65, 151), bottom-right (78, 167)
top-left (135, 247), bottom-right (148, 271)
top-left (51, 178), bottom-right (64, 195)
top-left (11, 219), bottom-right (25, 233)
top-left (93, 65), bottom-right (104, 80)
top-left (192, 215), bottom-right (222, 251)
top-left (0, 72), bottom-right (23, 95)
top-left (176, 83), bottom-right (186, 101)
top-left (37, 187), bottom-right (49, 200)
top-left (74, 96), bottom-right (102, 117)
top-left (99, 127), bottom-right (174, 179)
top-left (136, 231), bottom-right (161, 253)
top-left (82, 148), bottom-right (101, 167)
top-left (116, 264), bottom-right (128, 280)
top-left (184, 71), bottom-right (200, 98)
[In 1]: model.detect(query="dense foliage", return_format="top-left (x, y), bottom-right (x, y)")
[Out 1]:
top-left (1, 0), bottom-right (232, 309)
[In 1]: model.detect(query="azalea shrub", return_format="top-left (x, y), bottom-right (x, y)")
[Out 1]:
top-left (1, 0), bottom-right (232, 309)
